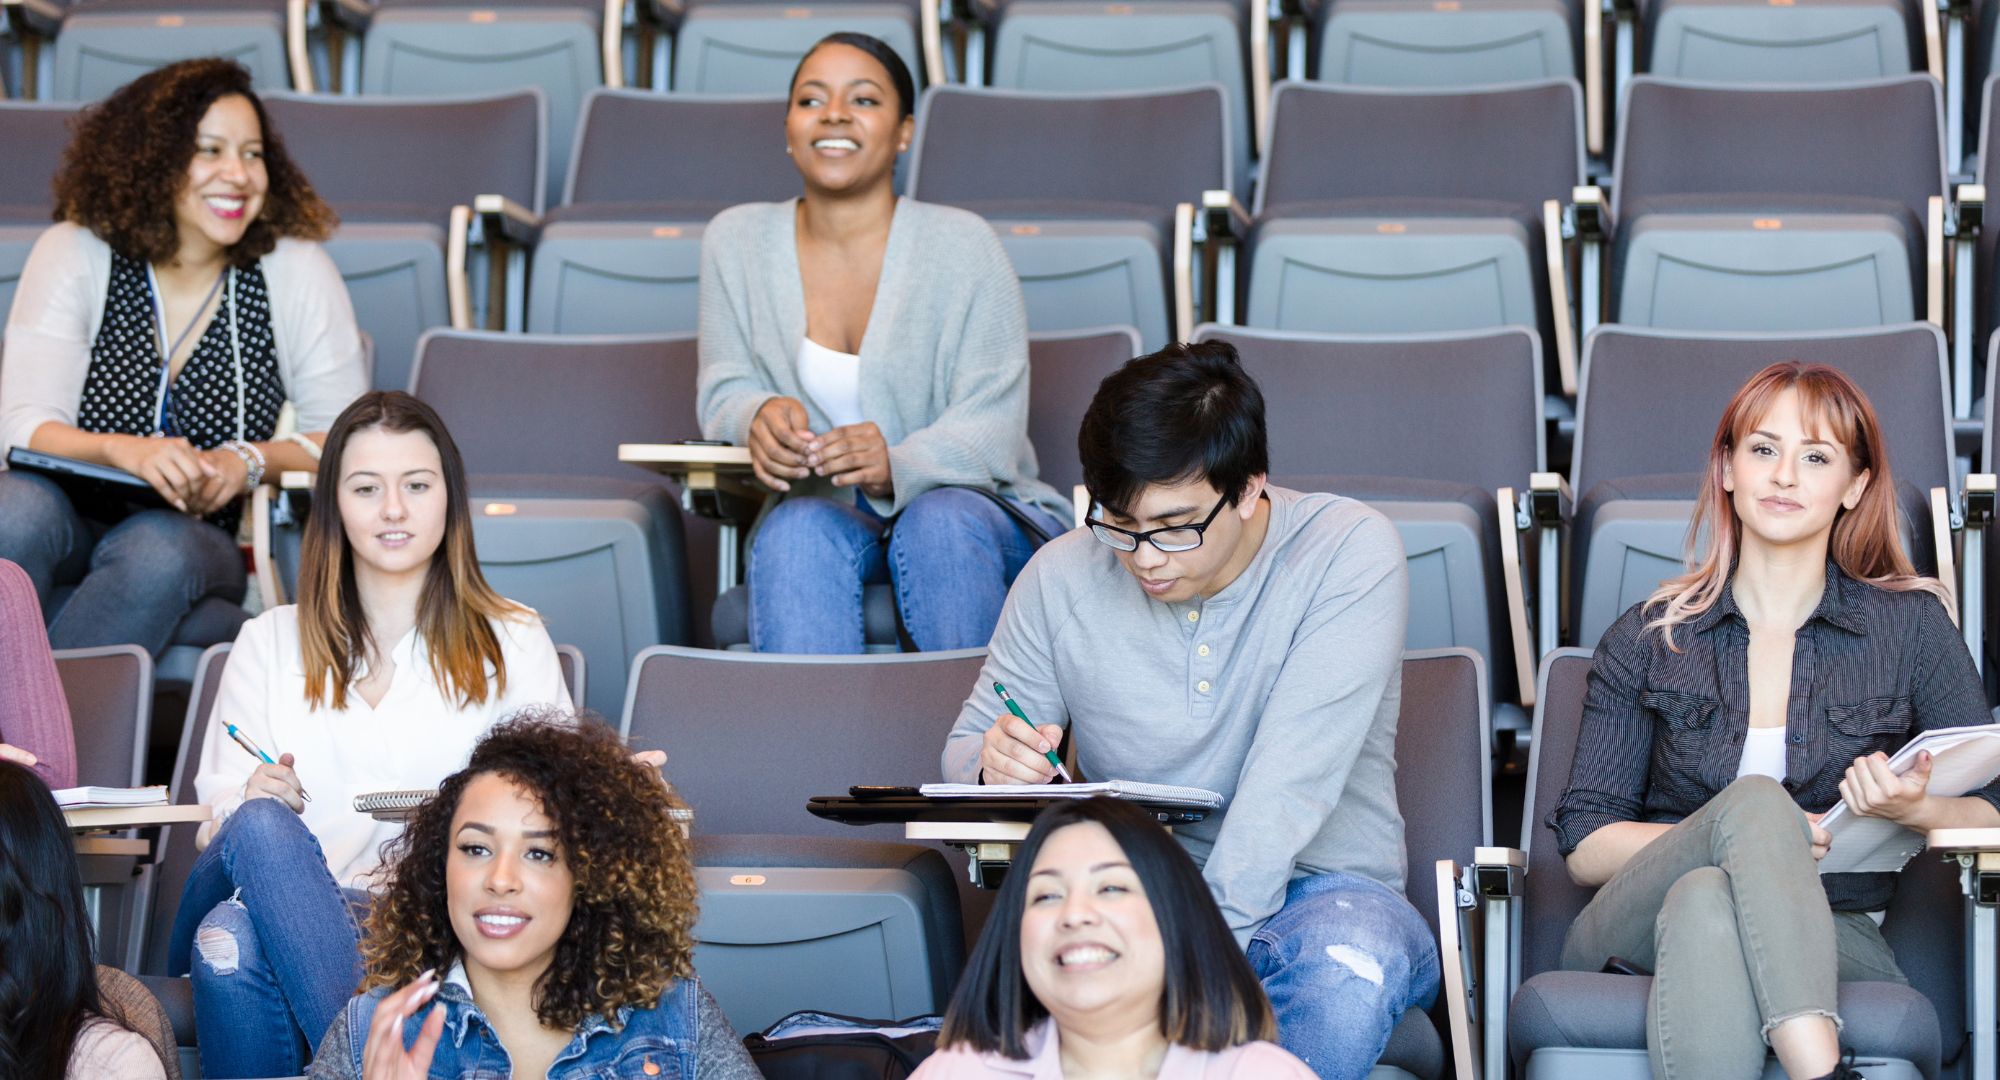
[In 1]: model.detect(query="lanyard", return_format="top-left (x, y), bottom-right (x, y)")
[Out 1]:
top-left (145, 264), bottom-right (245, 440)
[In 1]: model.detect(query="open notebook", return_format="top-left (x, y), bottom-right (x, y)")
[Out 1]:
top-left (1818, 722), bottom-right (2000, 875)
top-left (919, 781), bottom-right (1223, 808)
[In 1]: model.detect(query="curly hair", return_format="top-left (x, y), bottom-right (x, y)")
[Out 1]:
top-left (52, 58), bottom-right (335, 268)
top-left (360, 710), bottom-right (701, 1030)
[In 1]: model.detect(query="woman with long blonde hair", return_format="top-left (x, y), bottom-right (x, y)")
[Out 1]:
top-left (1551, 361), bottom-right (2000, 1079)
top-left (172, 391), bottom-right (570, 1077)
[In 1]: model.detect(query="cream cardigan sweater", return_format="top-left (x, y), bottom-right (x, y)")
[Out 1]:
top-left (696, 197), bottom-right (1068, 521)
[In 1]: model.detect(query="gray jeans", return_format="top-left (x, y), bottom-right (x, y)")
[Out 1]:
top-left (1558, 775), bottom-right (1907, 1080)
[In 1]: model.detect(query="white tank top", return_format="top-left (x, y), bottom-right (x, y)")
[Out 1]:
top-left (797, 337), bottom-right (864, 429)
top-left (1736, 725), bottom-right (1788, 781)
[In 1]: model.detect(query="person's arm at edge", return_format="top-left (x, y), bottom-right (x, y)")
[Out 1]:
top-left (876, 226), bottom-right (1032, 518)
top-left (2, 224), bottom-right (105, 461)
top-left (0, 560), bottom-right (78, 788)
top-left (695, 209), bottom-right (777, 445)
top-left (1558, 607), bottom-right (1671, 887)
top-left (942, 549), bottom-right (1069, 784)
top-left (1199, 510), bottom-right (1407, 941)
top-left (693, 982), bottom-right (763, 1078)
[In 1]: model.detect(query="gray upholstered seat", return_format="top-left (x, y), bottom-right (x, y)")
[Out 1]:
top-left (1310, 0), bottom-right (1579, 87)
top-left (1192, 324), bottom-right (1545, 743)
top-left (410, 330), bottom-right (697, 715)
top-left (41, 0), bottom-right (287, 101)
top-left (665, 0), bottom-right (922, 94)
top-left (0, 101), bottom-right (79, 320)
top-left (1606, 76), bottom-right (1943, 335)
top-left (54, 645), bottom-right (154, 971)
top-left (910, 84), bottom-right (1232, 352)
top-left (1506, 650), bottom-right (1963, 1079)
top-left (1243, 79), bottom-right (1582, 396)
top-left (1644, 0), bottom-right (1920, 84)
top-left (524, 90), bottom-right (791, 337)
top-left (264, 90), bottom-right (545, 393)
top-left (1569, 323), bottom-right (1955, 648)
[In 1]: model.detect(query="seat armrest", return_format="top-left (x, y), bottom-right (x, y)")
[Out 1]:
top-left (1469, 847), bottom-right (1526, 1080)
top-left (1201, 189), bottom-right (1250, 243)
top-left (3, 0), bottom-right (64, 41)
top-left (251, 484), bottom-right (284, 610)
top-left (618, 444), bottom-right (765, 525)
top-left (1173, 202), bottom-right (1197, 342)
top-left (1923, 0), bottom-right (1945, 83)
top-left (1496, 486), bottom-right (1539, 709)
top-left (1959, 184), bottom-right (1986, 234)
top-left (1928, 195), bottom-right (1947, 330)
top-left (1549, 187), bottom-right (1606, 398)
top-left (1435, 860), bottom-right (1485, 1080)
top-left (1193, 190), bottom-right (1250, 326)
top-left (280, 470), bottom-right (313, 490)
top-left (1583, 0), bottom-right (1605, 157)
top-left (600, 0), bottom-right (624, 88)
top-left (1931, 485), bottom-right (1959, 625)
top-left (474, 194), bottom-right (542, 247)
top-left (286, 0), bottom-right (317, 92)
top-left (1929, 828), bottom-right (2000, 853)
top-left (320, 0), bottom-right (372, 34)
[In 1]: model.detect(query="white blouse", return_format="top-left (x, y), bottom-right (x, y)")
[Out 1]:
top-left (193, 603), bottom-right (570, 888)
top-left (1736, 725), bottom-right (1788, 781)
top-left (0, 222), bottom-right (367, 458)
top-left (797, 336), bottom-right (864, 429)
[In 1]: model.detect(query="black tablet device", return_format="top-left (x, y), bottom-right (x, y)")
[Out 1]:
top-left (6, 447), bottom-right (172, 520)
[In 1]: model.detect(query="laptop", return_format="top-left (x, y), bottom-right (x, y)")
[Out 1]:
top-left (5, 446), bottom-right (172, 520)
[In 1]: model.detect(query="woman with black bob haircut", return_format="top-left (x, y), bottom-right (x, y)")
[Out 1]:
top-left (308, 712), bottom-right (757, 1078)
top-left (0, 761), bottom-right (172, 1078)
top-left (697, 30), bottom-right (1069, 654)
top-left (0, 57), bottom-right (365, 657)
top-left (919, 797), bottom-right (1314, 1078)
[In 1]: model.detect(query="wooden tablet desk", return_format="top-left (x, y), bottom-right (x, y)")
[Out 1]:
top-left (618, 443), bottom-right (766, 593)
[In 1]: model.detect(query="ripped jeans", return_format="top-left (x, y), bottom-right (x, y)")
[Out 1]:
top-left (167, 798), bottom-right (371, 1078)
top-left (1558, 776), bottom-right (1907, 1080)
top-left (1245, 871), bottom-right (1441, 1080)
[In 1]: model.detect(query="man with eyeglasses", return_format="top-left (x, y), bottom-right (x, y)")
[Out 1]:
top-left (941, 340), bottom-right (1434, 1080)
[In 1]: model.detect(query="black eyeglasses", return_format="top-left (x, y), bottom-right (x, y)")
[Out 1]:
top-left (1087, 496), bottom-right (1228, 553)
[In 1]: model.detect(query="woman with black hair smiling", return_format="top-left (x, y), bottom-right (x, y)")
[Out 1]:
top-left (698, 31), bottom-right (1070, 653)
top-left (307, 714), bottom-right (757, 1079)
top-left (0, 58), bottom-right (364, 656)
top-left (919, 797), bottom-right (1314, 1079)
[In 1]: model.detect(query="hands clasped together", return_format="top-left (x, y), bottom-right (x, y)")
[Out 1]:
top-left (106, 433), bottom-right (251, 515)
top-left (748, 396), bottom-right (891, 499)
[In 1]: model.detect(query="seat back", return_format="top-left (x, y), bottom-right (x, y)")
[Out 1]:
top-left (1571, 324), bottom-right (1952, 644)
top-left (1025, 326), bottom-right (1142, 505)
top-left (555, 643), bottom-right (585, 712)
top-left (1612, 75), bottom-right (1943, 225)
top-left (911, 84), bottom-right (1233, 215)
top-left (52, 644), bottom-right (152, 789)
top-left (140, 643), bottom-right (228, 977)
top-left (1518, 648), bottom-right (1599, 979)
top-left (620, 646), bottom-right (987, 837)
top-left (51, 2), bottom-right (288, 103)
top-left (1974, 76), bottom-right (2000, 350)
top-left (1258, 79), bottom-right (1583, 215)
top-left (563, 90), bottom-right (792, 210)
top-left (0, 102), bottom-right (79, 317)
top-left (1395, 648), bottom-right (1493, 938)
top-left (263, 90), bottom-right (544, 391)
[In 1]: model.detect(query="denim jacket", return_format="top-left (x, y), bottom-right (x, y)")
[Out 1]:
top-left (308, 964), bottom-right (704, 1079)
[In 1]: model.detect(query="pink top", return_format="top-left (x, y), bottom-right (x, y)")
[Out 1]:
top-left (912, 1020), bottom-right (1317, 1080)
top-left (66, 1018), bottom-right (167, 1079)
top-left (0, 558), bottom-right (76, 788)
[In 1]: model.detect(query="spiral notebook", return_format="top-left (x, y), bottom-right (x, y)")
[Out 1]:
top-left (355, 789), bottom-right (695, 827)
top-left (919, 780), bottom-right (1223, 808)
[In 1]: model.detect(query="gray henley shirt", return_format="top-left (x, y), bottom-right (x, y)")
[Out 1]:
top-left (942, 485), bottom-right (1410, 940)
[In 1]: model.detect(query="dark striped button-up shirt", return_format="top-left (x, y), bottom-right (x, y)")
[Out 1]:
top-left (1551, 563), bottom-right (2000, 911)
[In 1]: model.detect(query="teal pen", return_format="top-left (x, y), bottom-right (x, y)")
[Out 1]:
top-left (993, 682), bottom-right (1073, 783)
top-left (226, 723), bottom-right (312, 802)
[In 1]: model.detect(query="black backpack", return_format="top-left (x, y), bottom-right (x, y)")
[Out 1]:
top-left (742, 1011), bottom-right (942, 1080)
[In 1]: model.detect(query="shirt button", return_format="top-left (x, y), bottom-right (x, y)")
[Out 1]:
top-left (1188, 610), bottom-right (1200, 623)
top-left (1791, 734), bottom-right (1803, 744)
top-left (1197, 680), bottom-right (1211, 693)
top-left (1198, 644), bottom-right (1210, 657)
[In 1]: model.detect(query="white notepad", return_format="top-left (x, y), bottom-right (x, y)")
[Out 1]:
top-left (919, 780), bottom-right (1224, 808)
top-left (53, 785), bottom-right (167, 809)
top-left (1818, 722), bottom-right (2000, 875)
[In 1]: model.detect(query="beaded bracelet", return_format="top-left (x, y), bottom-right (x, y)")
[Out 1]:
top-left (223, 439), bottom-right (266, 489)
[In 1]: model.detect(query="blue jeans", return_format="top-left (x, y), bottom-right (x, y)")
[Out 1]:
top-left (168, 799), bottom-right (368, 1077)
top-left (1246, 871), bottom-right (1442, 1080)
top-left (0, 470), bottom-right (245, 655)
top-left (748, 487), bottom-right (1066, 653)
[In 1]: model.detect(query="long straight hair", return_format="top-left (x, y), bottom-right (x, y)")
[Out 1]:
top-left (0, 761), bottom-right (123, 1080)
top-left (1644, 361), bottom-right (1948, 648)
top-left (298, 392), bottom-right (525, 709)
top-left (938, 797), bottom-right (1276, 1057)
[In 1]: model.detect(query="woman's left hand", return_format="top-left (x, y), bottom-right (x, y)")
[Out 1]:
top-left (191, 446), bottom-right (251, 515)
top-left (810, 422), bottom-right (892, 499)
top-left (1840, 749), bottom-right (1933, 825)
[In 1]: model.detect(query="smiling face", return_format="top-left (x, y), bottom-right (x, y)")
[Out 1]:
top-left (169, 94), bottom-right (267, 263)
top-left (446, 773), bottom-right (575, 988)
top-left (1723, 386), bottom-right (1871, 553)
top-left (785, 43), bottom-right (912, 197)
top-left (1095, 475), bottom-right (1268, 605)
top-left (1018, 822), bottom-right (1167, 1031)
top-left (336, 426), bottom-right (448, 584)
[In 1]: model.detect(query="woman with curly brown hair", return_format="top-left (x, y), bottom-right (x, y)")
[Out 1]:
top-left (307, 713), bottom-right (759, 1080)
top-left (0, 57), bottom-right (365, 656)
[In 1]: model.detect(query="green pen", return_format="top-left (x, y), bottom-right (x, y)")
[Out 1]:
top-left (993, 682), bottom-right (1073, 783)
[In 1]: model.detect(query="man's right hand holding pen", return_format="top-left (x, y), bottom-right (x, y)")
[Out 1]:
top-left (979, 682), bottom-right (1074, 785)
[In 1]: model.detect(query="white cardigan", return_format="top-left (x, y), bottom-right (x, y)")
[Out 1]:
top-left (193, 604), bottom-right (570, 888)
top-left (0, 222), bottom-right (367, 458)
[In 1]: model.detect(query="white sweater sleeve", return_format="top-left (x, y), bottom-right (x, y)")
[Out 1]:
top-left (264, 239), bottom-right (366, 432)
top-left (192, 613), bottom-right (279, 847)
top-left (0, 224), bottom-right (107, 458)
top-left (491, 611), bottom-right (571, 718)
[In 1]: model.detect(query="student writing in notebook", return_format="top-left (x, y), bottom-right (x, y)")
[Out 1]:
top-left (942, 343), bottom-right (1434, 1080)
top-left (307, 715), bottom-right (759, 1079)
top-left (1550, 362), bottom-right (2000, 1080)
top-left (173, 392), bottom-right (570, 1078)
